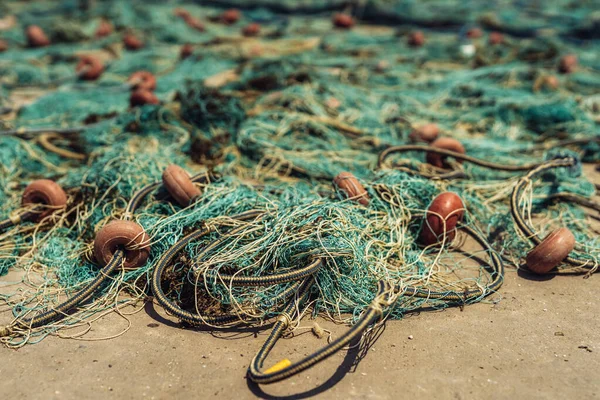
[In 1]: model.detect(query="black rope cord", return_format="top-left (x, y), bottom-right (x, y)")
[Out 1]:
top-left (0, 251), bottom-right (126, 337)
top-left (247, 221), bottom-right (504, 384)
top-left (0, 172), bottom-right (218, 336)
top-left (192, 218), bottom-right (323, 287)
top-left (378, 138), bottom-right (600, 172)
top-left (0, 208), bottom-right (54, 233)
top-left (510, 158), bottom-right (599, 273)
top-left (377, 144), bottom-right (548, 176)
top-left (0, 126), bottom-right (87, 137)
top-left (546, 192), bottom-right (600, 214)
top-left (151, 210), bottom-right (324, 326)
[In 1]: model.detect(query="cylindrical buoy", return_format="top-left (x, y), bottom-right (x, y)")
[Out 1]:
top-left (21, 179), bottom-right (67, 221)
top-left (419, 192), bottom-right (465, 246)
top-left (409, 123), bottom-right (440, 143)
top-left (525, 228), bottom-right (575, 274)
top-left (76, 55), bottom-right (104, 81)
top-left (128, 71), bottom-right (157, 91)
top-left (94, 220), bottom-right (151, 269)
top-left (162, 164), bottom-right (202, 207)
top-left (130, 89), bottom-right (159, 107)
top-left (26, 25), bottom-right (50, 47)
top-left (426, 137), bottom-right (466, 168)
top-left (333, 172), bottom-right (369, 206)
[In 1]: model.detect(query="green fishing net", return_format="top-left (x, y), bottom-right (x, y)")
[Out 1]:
top-left (0, 0), bottom-right (598, 346)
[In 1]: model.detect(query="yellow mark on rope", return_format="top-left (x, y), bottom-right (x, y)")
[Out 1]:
top-left (264, 359), bottom-right (291, 375)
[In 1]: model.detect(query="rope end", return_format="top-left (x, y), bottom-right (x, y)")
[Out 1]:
top-left (0, 325), bottom-right (13, 337)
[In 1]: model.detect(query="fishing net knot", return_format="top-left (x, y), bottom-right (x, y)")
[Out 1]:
top-left (276, 312), bottom-right (293, 329)
top-left (370, 282), bottom-right (398, 321)
top-left (0, 325), bottom-right (13, 337)
top-left (9, 213), bottom-right (22, 225)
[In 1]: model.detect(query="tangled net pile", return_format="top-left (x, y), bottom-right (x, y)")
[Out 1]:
top-left (0, 0), bottom-right (598, 383)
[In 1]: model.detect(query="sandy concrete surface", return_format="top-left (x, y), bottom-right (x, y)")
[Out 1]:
top-left (1, 168), bottom-right (599, 400)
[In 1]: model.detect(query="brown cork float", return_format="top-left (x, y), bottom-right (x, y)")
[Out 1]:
top-left (332, 13), bottom-right (354, 29)
top-left (130, 89), bottom-right (159, 107)
top-left (173, 8), bottom-right (191, 19)
top-left (184, 16), bottom-right (205, 32)
top-left (488, 31), bottom-right (504, 45)
top-left (21, 179), bottom-right (67, 221)
top-left (26, 25), bottom-right (50, 47)
top-left (534, 74), bottom-right (559, 92)
top-left (94, 221), bottom-right (151, 269)
top-left (242, 23), bottom-right (261, 37)
top-left (76, 55), bottom-right (104, 81)
top-left (221, 9), bottom-right (241, 25)
top-left (409, 123), bottom-right (440, 143)
top-left (426, 137), bottom-right (466, 168)
top-left (180, 43), bottom-right (193, 59)
top-left (558, 54), bottom-right (577, 74)
top-left (128, 71), bottom-right (157, 91)
top-left (95, 19), bottom-right (113, 38)
top-left (408, 31), bottom-right (425, 47)
top-left (419, 192), bottom-right (465, 246)
top-left (162, 165), bottom-right (202, 207)
top-left (542, 75), bottom-right (559, 90)
top-left (525, 228), bottom-right (576, 274)
top-left (333, 172), bottom-right (369, 206)
top-left (123, 33), bottom-right (144, 50)
top-left (466, 27), bottom-right (483, 39)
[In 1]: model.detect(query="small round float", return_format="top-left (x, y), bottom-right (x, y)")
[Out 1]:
top-left (162, 164), bottom-right (202, 207)
top-left (128, 71), bottom-right (157, 91)
top-left (408, 31), bottom-right (425, 47)
top-left (525, 228), bottom-right (575, 274)
top-left (242, 23), bottom-right (261, 37)
top-left (333, 13), bottom-right (353, 29)
top-left (76, 55), bottom-right (104, 81)
top-left (410, 123), bottom-right (440, 143)
top-left (419, 192), bottom-right (465, 246)
top-left (130, 89), bottom-right (159, 107)
top-left (333, 172), bottom-right (369, 206)
top-left (22, 179), bottom-right (67, 221)
top-left (123, 33), bottom-right (144, 50)
top-left (94, 220), bottom-right (151, 269)
top-left (426, 137), bottom-right (466, 168)
top-left (26, 25), bottom-right (50, 47)
top-left (221, 9), bottom-right (241, 24)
